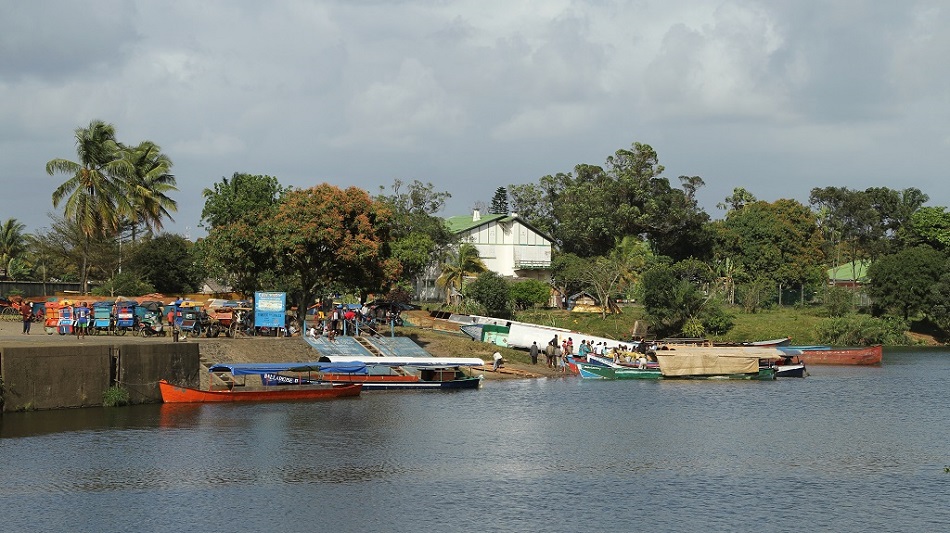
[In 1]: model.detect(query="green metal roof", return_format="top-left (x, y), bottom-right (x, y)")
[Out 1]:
top-left (827, 260), bottom-right (870, 282)
top-left (444, 213), bottom-right (510, 233)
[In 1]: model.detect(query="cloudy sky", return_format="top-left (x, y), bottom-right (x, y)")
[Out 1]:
top-left (3, 0), bottom-right (949, 237)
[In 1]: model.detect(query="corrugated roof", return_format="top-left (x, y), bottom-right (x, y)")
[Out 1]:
top-left (827, 260), bottom-right (870, 281)
top-left (444, 213), bottom-right (508, 233)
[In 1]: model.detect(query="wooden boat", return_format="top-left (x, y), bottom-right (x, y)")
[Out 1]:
top-left (767, 354), bottom-right (808, 378)
top-left (314, 356), bottom-right (484, 390)
top-left (159, 362), bottom-right (366, 403)
top-left (783, 345), bottom-right (883, 365)
top-left (577, 362), bottom-right (662, 380)
top-left (654, 346), bottom-right (781, 380)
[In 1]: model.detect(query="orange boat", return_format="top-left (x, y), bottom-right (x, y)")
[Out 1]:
top-left (796, 345), bottom-right (883, 365)
top-left (158, 380), bottom-right (362, 403)
top-left (159, 362), bottom-right (367, 403)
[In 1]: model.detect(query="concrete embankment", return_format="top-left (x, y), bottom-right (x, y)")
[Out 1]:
top-left (0, 340), bottom-right (198, 411)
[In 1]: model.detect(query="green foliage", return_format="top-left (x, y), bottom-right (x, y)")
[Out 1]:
top-left (490, 186), bottom-right (509, 214)
top-left (436, 243), bottom-right (487, 305)
top-left (715, 199), bottom-right (825, 291)
top-left (468, 271), bottom-right (512, 318)
top-left (91, 271), bottom-right (156, 297)
top-left (127, 234), bottom-right (200, 294)
top-left (738, 278), bottom-right (774, 313)
top-left (510, 279), bottom-right (551, 310)
top-left (866, 246), bottom-right (947, 320)
top-left (376, 179), bottom-right (455, 284)
top-left (638, 262), bottom-right (708, 337)
top-left (681, 317), bottom-right (705, 337)
top-left (102, 386), bottom-right (130, 407)
top-left (528, 142), bottom-right (711, 260)
top-left (821, 285), bottom-right (856, 317)
top-left (699, 298), bottom-right (735, 335)
top-left (195, 173), bottom-right (286, 295)
top-left (906, 206), bottom-right (950, 251)
top-left (816, 314), bottom-right (911, 345)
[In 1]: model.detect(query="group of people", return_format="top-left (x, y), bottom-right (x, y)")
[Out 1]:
top-left (526, 335), bottom-right (658, 372)
top-left (306, 303), bottom-right (402, 340)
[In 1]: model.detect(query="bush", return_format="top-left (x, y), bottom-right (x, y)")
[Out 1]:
top-left (102, 386), bottom-right (130, 407)
top-left (816, 313), bottom-right (912, 345)
top-left (821, 285), bottom-right (855, 317)
top-left (468, 271), bottom-right (512, 318)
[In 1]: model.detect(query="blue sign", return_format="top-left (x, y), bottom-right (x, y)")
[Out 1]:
top-left (254, 292), bottom-right (286, 328)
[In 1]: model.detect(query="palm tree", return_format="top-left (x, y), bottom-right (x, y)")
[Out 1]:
top-left (117, 140), bottom-right (178, 242)
top-left (46, 120), bottom-right (126, 292)
top-left (0, 218), bottom-right (27, 279)
top-left (435, 243), bottom-right (487, 305)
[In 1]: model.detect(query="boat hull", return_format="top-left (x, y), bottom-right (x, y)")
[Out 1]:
top-left (320, 373), bottom-right (481, 390)
top-left (158, 380), bottom-right (362, 403)
top-left (578, 363), bottom-right (662, 379)
top-left (797, 345), bottom-right (882, 365)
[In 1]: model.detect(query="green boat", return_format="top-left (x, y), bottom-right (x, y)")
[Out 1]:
top-left (577, 362), bottom-right (662, 380)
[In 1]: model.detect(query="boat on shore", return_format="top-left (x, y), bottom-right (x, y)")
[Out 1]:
top-left (158, 362), bottom-right (366, 403)
top-left (314, 355), bottom-right (485, 390)
top-left (780, 345), bottom-right (883, 365)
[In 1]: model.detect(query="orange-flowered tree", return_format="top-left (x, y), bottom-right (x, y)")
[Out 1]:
top-left (267, 184), bottom-right (401, 329)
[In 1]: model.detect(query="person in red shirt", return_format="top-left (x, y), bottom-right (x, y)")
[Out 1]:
top-left (20, 301), bottom-right (33, 334)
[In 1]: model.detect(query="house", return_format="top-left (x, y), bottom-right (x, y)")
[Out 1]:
top-left (827, 260), bottom-right (870, 289)
top-left (415, 210), bottom-right (554, 302)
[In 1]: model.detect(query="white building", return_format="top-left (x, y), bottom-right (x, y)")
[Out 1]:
top-left (415, 210), bottom-right (554, 302)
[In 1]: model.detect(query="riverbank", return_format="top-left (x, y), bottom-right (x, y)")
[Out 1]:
top-left (0, 320), bottom-right (558, 380)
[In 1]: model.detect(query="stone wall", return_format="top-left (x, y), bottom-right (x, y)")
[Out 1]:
top-left (0, 342), bottom-right (200, 412)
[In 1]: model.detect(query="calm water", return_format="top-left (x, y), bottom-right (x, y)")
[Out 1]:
top-left (2, 348), bottom-right (950, 533)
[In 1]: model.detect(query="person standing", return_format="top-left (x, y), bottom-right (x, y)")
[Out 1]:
top-left (529, 341), bottom-right (540, 365)
top-left (74, 302), bottom-right (91, 340)
top-left (20, 301), bottom-right (33, 334)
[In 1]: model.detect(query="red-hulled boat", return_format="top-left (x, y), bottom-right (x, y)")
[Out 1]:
top-left (158, 362), bottom-right (368, 403)
top-left (795, 345), bottom-right (883, 365)
top-left (158, 380), bottom-right (362, 403)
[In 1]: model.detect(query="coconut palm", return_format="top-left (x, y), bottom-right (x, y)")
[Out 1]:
top-left (116, 140), bottom-right (178, 242)
top-left (46, 120), bottom-right (126, 292)
top-left (435, 243), bottom-right (487, 305)
top-left (0, 218), bottom-right (27, 279)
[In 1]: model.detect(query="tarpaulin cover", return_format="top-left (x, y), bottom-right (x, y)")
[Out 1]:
top-left (208, 362), bottom-right (368, 376)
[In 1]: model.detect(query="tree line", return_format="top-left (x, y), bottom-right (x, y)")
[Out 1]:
top-left (4, 122), bottom-right (950, 340)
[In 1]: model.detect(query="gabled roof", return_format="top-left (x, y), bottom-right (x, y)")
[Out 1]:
top-left (445, 213), bottom-right (508, 233)
top-left (444, 213), bottom-right (555, 243)
top-left (827, 260), bottom-right (870, 282)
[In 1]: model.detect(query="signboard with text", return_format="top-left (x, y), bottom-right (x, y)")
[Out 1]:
top-left (254, 291), bottom-right (286, 329)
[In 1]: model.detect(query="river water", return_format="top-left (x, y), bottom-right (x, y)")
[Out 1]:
top-left (2, 348), bottom-right (949, 532)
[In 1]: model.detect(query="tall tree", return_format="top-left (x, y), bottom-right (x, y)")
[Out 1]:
top-left (126, 234), bottom-right (200, 294)
top-left (195, 173), bottom-right (287, 295)
top-left (436, 243), bottom-right (487, 305)
top-left (715, 199), bottom-right (825, 304)
top-left (376, 179), bottom-right (455, 288)
top-left (268, 184), bottom-right (398, 328)
top-left (490, 186), bottom-right (509, 214)
top-left (866, 245), bottom-right (947, 320)
top-left (117, 140), bottom-right (178, 241)
top-left (46, 120), bottom-right (127, 292)
top-left (0, 218), bottom-right (27, 279)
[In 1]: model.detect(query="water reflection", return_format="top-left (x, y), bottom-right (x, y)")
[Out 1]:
top-left (2, 349), bottom-right (950, 532)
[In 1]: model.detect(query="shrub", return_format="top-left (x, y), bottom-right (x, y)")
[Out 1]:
top-left (102, 386), bottom-right (130, 407)
top-left (816, 314), bottom-right (912, 346)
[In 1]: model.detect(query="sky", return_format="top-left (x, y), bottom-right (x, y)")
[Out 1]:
top-left (3, 0), bottom-right (949, 238)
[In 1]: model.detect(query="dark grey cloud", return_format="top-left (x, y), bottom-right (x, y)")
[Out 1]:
top-left (3, 0), bottom-right (950, 238)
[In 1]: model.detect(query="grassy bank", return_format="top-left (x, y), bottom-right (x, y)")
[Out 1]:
top-left (513, 305), bottom-right (826, 345)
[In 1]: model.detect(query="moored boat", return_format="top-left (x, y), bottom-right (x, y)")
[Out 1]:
top-left (577, 362), bottom-right (662, 380)
top-left (781, 345), bottom-right (882, 365)
top-left (654, 346), bottom-right (781, 380)
top-left (315, 355), bottom-right (484, 390)
top-left (159, 362), bottom-right (366, 403)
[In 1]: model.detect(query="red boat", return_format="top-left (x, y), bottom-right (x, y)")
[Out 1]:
top-left (158, 380), bottom-right (362, 403)
top-left (158, 361), bottom-right (368, 403)
top-left (796, 345), bottom-right (883, 365)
